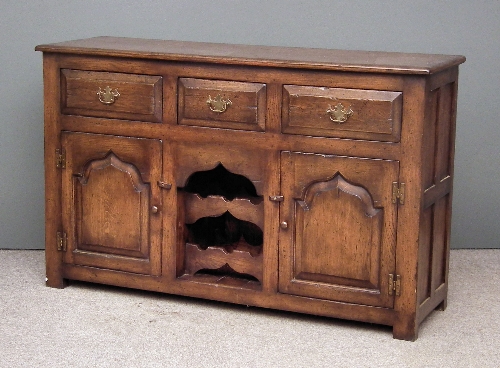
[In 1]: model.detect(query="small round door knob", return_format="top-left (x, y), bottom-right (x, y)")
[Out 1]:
top-left (280, 221), bottom-right (288, 229)
top-left (151, 205), bottom-right (159, 214)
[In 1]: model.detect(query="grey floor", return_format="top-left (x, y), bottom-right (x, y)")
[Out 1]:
top-left (1, 249), bottom-right (499, 368)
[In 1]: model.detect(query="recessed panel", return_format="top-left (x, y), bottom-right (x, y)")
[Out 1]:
top-left (77, 159), bottom-right (148, 256)
top-left (297, 177), bottom-right (382, 289)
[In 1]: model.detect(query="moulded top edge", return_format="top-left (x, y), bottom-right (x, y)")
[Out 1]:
top-left (35, 36), bottom-right (466, 75)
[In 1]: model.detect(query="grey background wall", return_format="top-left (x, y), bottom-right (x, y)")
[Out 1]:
top-left (1, 1), bottom-right (498, 249)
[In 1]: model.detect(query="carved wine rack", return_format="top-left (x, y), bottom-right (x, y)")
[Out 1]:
top-left (179, 164), bottom-right (264, 289)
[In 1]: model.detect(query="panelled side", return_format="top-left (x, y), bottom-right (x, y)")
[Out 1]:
top-left (418, 67), bottom-right (459, 322)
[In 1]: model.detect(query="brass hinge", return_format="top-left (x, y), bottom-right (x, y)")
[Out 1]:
top-left (56, 232), bottom-right (67, 251)
top-left (157, 181), bottom-right (172, 190)
top-left (269, 195), bottom-right (284, 202)
top-left (392, 182), bottom-right (405, 205)
top-left (56, 149), bottom-right (66, 169)
top-left (389, 273), bottom-right (401, 296)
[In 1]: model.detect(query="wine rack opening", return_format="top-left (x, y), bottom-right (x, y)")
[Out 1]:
top-left (179, 163), bottom-right (264, 288)
top-left (186, 211), bottom-right (263, 252)
top-left (194, 264), bottom-right (260, 283)
top-left (183, 163), bottom-right (261, 202)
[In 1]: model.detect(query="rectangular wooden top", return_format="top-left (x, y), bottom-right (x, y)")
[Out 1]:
top-left (36, 36), bottom-right (465, 75)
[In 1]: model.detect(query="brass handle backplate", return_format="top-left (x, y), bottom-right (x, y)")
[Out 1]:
top-left (97, 86), bottom-right (120, 105)
top-left (326, 103), bottom-right (353, 123)
top-left (206, 94), bottom-right (232, 113)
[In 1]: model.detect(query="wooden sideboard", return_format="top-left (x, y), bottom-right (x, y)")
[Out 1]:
top-left (36, 37), bottom-right (465, 340)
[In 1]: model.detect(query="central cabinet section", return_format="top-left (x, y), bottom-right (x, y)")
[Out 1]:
top-left (174, 142), bottom-right (270, 290)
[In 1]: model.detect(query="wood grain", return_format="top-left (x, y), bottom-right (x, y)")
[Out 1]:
top-left (283, 85), bottom-right (402, 141)
top-left (61, 69), bottom-right (162, 122)
top-left (38, 37), bottom-right (464, 341)
top-left (178, 78), bottom-right (266, 131)
top-left (36, 36), bottom-right (465, 75)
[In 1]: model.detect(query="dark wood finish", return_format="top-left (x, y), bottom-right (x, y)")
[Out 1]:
top-left (61, 132), bottom-right (162, 275)
top-left (279, 152), bottom-right (398, 308)
top-left (178, 78), bottom-right (266, 131)
top-left (184, 242), bottom-right (263, 283)
top-left (37, 37), bottom-right (465, 341)
top-left (35, 36), bottom-right (465, 75)
top-left (184, 194), bottom-right (264, 230)
top-left (283, 85), bottom-right (402, 141)
top-left (43, 53), bottom-right (66, 289)
top-left (61, 69), bottom-right (163, 122)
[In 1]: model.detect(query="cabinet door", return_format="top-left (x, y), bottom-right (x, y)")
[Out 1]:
top-left (279, 152), bottom-right (399, 308)
top-left (61, 132), bottom-right (162, 275)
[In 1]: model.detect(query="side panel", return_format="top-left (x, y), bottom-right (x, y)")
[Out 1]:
top-left (418, 69), bottom-right (459, 322)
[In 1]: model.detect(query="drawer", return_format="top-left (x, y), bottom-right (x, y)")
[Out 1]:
top-left (178, 78), bottom-right (266, 131)
top-left (282, 85), bottom-right (402, 142)
top-left (61, 69), bottom-right (163, 122)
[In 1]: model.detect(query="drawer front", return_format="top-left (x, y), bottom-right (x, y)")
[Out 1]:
top-left (283, 85), bottom-right (402, 142)
top-left (178, 78), bottom-right (266, 131)
top-left (61, 69), bottom-right (163, 122)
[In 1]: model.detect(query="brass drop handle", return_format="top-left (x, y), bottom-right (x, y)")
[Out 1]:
top-left (97, 86), bottom-right (120, 105)
top-left (206, 94), bottom-right (232, 113)
top-left (326, 102), bottom-right (353, 123)
top-left (151, 205), bottom-right (159, 214)
top-left (280, 221), bottom-right (288, 229)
